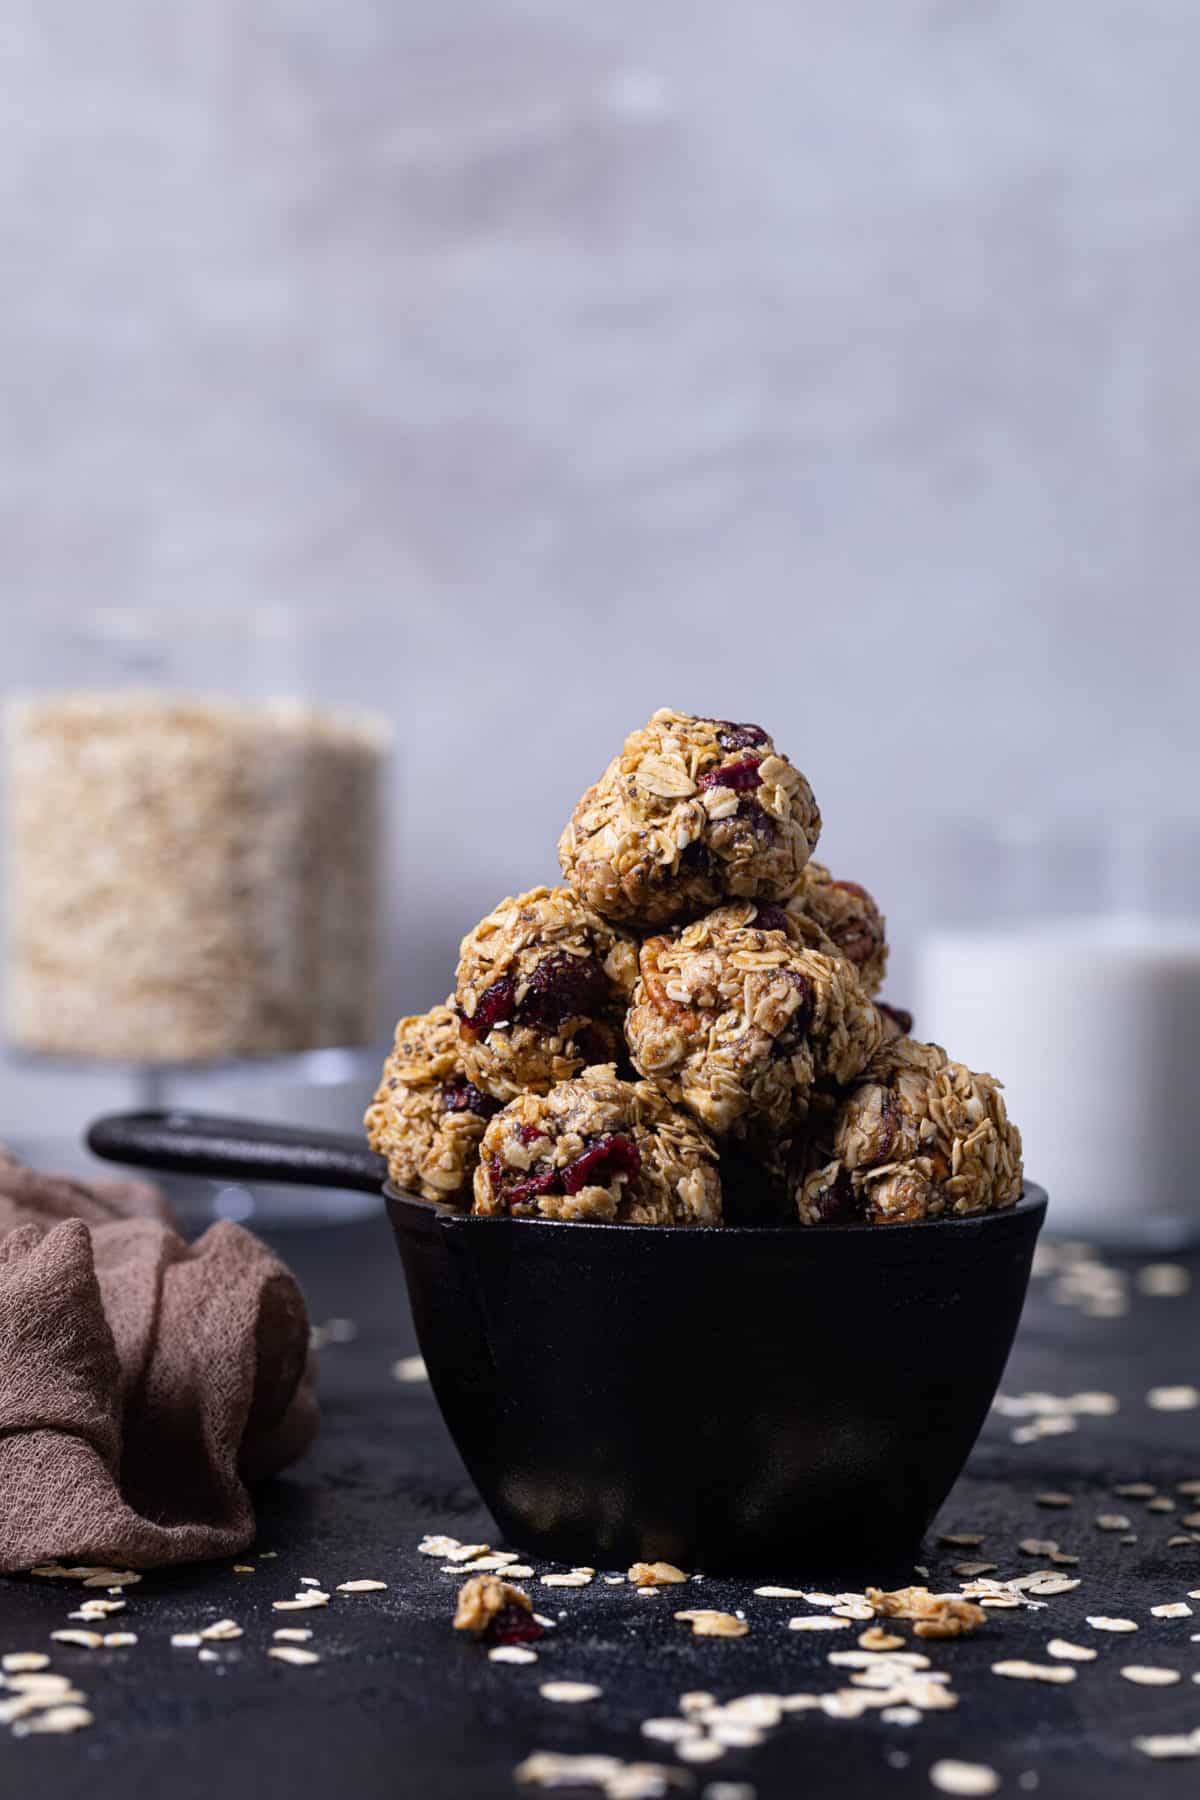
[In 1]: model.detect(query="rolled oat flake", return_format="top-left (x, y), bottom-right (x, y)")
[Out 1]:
top-left (930, 1761), bottom-right (1000, 1797)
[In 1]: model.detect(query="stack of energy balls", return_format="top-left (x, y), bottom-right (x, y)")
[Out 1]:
top-left (366, 709), bottom-right (1022, 1228)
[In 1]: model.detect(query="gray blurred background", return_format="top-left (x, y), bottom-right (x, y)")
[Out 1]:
top-left (3, 0), bottom-right (1198, 1135)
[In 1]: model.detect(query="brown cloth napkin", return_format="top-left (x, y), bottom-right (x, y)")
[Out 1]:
top-left (0, 1145), bottom-right (318, 1571)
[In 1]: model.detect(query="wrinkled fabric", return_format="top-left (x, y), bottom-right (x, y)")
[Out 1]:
top-left (0, 1147), bottom-right (318, 1571)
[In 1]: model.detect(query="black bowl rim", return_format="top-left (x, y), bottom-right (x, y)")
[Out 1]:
top-left (386, 1179), bottom-right (1048, 1242)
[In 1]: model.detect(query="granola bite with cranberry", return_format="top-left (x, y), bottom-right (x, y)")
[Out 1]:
top-left (795, 1036), bottom-right (1023, 1225)
top-left (785, 862), bottom-right (888, 996)
top-left (559, 709), bottom-right (821, 927)
top-left (365, 1003), bottom-right (500, 1204)
top-left (473, 1065), bottom-right (721, 1224)
top-left (625, 901), bottom-right (882, 1138)
top-left (453, 1575), bottom-right (542, 1643)
top-left (455, 886), bottom-right (638, 1102)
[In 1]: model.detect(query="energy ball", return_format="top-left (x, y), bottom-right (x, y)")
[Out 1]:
top-left (473, 1065), bottom-right (722, 1225)
top-left (625, 901), bottom-right (883, 1138)
top-left (455, 886), bottom-right (638, 1101)
top-left (785, 861), bottom-right (889, 997)
top-left (365, 1003), bottom-right (500, 1205)
top-left (795, 1036), bottom-right (1023, 1226)
top-left (559, 709), bottom-right (821, 927)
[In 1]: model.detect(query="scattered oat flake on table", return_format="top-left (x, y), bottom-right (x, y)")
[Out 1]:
top-left (938, 1534), bottom-right (984, 1548)
top-left (2, 1652), bottom-right (50, 1673)
top-left (859, 1628), bottom-right (905, 1651)
top-left (12, 1703), bottom-right (94, 1737)
top-left (930, 1762), bottom-right (1000, 1797)
top-left (992, 1659), bottom-right (1077, 1684)
top-left (171, 1633), bottom-right (203, 1648)
top-left (1151, 1602), bottom-right (1193, 1618)
top-left (233, 1564), bottom-right (255, 1573)
top-left (273, 1628), bottom-right (313, 1642)
top-left (1047, 1639), bottom-right (1097, 1661)
top-left (1134, 1732), bottom-right (1200, 1760)
top-left (1121, 1666), bottom-right (1182, 1685)
top-left (1148, 1385), bottom-right (1200, 1411)
top-left (1087, 1616), bottom-right (1138, 1632)
top-left (269, 1646), bottom-right (321, 1666)
top-left (489, 1644), bottom-right (539, 1664)
top-left (419, 1535), bottom-right (490, 1561)
top-left (516, 1752), bottom-right (686, 1797)
top-left (392, 1355), bottom-right (428, 1382)
top-left (642, 1720), bottom-right (701, 1744)
top-left (49, 1631), bottom-right (102, 1650)
top-left (952, 1563), bottom-right (998, 1578)
top-left (200, 1620), bottom-right (243, 1641)
top-left (880, 1705), bottom-right (921, 1726)
top-left (677, 1740), bottom-right (726, 1765)
top-left (1025, 1576), bottom-right (1080, 1597)
top-left (102, 1633), bottom-right (137, 1647)
top-left (753, 1586), bottom-right (807, 1598)
top-left (1137, 1264), bottom-right (1191, 1297)
top-left (1036, 1492), bottom-right (1074, 1507)
top-left (1114, 1482), bottom-right (1156, 1498)
top-left (1147, 1497), bottom-right (1176, 1512)
top-left (337, 1579), bottom-right (388, 1593)
top-left (71, 1598), bottom-right (125, 1619)
top-left (676, 1610), bottom-right (749, 1639)
top-left (1182, 1514), bottom-right (1200, 1530)
top-left (1095, 1514), bottom-right (1130, 1531)
top-left (787, 1616), bottom-right (850, 1632)
top-left (1019, 1537), bottom-right (1059, 1555)
top-left (540, 1681), bottom-right (601, 1703)
top-left (541, 1573), bottom-right (593, 1588)
top-left (628, 1562), bottom-right (688, 1587)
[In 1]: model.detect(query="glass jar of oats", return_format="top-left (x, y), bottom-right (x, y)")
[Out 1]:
top-left (2, 609), bottom-right (390, 1067)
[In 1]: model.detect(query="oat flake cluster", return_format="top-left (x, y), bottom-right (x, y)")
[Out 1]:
top-left (366, 707), bottom-right (1023, 1226)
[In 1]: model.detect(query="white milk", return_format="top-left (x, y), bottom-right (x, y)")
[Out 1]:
top-left (916, 915), bottom-right (1200, 1244)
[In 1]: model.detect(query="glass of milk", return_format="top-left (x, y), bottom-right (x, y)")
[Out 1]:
top-left (915, 815), bottom-right (1200, 1247)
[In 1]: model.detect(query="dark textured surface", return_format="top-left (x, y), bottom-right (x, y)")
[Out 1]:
top-left (2, 1213), bottom-right (1199, 1799)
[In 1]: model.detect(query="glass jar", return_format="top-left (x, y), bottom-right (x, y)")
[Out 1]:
top-left (3, 607), bottom-right (392, 1072)
top-left (915, 814), bottom-right (1200, 1248)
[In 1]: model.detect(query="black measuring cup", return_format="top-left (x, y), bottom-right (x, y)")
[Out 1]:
top-left (88, 1109), bottom-right (1046, 1576)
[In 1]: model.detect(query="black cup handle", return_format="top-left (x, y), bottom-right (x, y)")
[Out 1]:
top-left (86, 1110), bottom-right (388, 1195)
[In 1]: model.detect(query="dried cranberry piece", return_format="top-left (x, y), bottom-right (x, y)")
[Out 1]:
top-left (698, 754), bottom-right (763, 793)
top-left (812, 1166), bottom-right (858, 1224)
top-left (877, 1002), bottom-right (914, 1037)
top-left (490, 1156), bottom-right (562, 1211)
top-left (459, 975), bottom-right (517, 1041)
top-left (752, 904), bottom-right (789, 934)
top-left (783, 970), bottom-right (814, 1039)
top-left (441, 1079), bottom-right (501, 1120)
top-left (574, 1021), bottom-right (618, 1067)
top-left (561, 1132), bottom-right (641, 1197)
top-left (831, 920), bottom-right (880, 967)
top-left (831, 878), bottom-right (871, 901)
top-left (679, 840), bottom-right (714, 878)
top-left (735, 796), bottom-right (774, 840)
top-left (519, 950), bottom-right (610, 1031)
top-left (715, 721), bottom-right (768, 752)
top-left (489, 1604), bottom-right (544, 1646)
